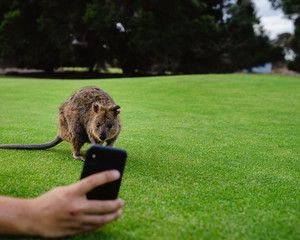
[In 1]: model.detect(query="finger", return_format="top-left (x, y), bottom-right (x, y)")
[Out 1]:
top-left (65, 210), bottom-right (122, 236)
top-left (82, 199), bottom-right (124, 214)
top-left (82, 209), bottom-right (122, 227)
top-left (75, 170), bottom-right (120, 195)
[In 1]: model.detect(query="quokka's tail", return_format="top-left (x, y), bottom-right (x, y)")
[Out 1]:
top-left (0, 135), bottom-right (63, 150)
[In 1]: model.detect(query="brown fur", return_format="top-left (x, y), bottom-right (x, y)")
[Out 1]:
top-left (58, 86), bottom-right (121, 160)
top-left (0, 86), bottom-right (121, 161)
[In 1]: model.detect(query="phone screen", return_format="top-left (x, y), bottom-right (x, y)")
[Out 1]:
top-left (80, 145), bottom-right (127, 200)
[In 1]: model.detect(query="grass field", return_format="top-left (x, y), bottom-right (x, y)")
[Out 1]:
top-left (0, 74), bottom-right (299, 240)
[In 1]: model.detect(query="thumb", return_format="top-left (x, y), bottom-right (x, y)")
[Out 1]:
top-left (74, 170), bottom-right (120, 195)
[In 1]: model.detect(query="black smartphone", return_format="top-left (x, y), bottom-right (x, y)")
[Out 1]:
top-left (80, 144), bottom-right (127, 200)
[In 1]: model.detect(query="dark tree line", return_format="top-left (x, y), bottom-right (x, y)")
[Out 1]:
top-left (0, 0), bottom-right (284, 75)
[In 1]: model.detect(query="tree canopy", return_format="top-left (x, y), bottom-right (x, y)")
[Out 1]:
top-left (269, 0), bottom-right (300, 72)
top-left (0, 0), bottom-right (284, 75)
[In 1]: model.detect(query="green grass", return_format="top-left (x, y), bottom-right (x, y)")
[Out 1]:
top-left (0, 74), bottom-right (299, 239)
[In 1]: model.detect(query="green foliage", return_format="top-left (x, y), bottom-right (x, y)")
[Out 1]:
top-left (221, 0), bottom-right (283, 72)
top-left (282, 0), bottom-right (300, 72)
top-left (0, 0), bottom-right (284, 74)
top-left (0, 74), bottom-right (299, 240)
top-left (0, 0), bottom-right (76, 71)
top-left (282, 0), bottom-right (300, 14)
top-left (287, 16), bottom-right (300, 72)
top-left (270, 0), bottom-right (300, 72)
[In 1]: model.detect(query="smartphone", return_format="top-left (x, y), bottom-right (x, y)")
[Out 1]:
top-left (80, 144), bottom-right (127, 200)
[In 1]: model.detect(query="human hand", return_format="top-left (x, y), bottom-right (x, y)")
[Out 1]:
top-left (26, 170), bottom-right (124, 238)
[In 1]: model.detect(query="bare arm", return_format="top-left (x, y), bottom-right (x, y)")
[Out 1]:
top-left (0, 170), bottom-right (124, 238)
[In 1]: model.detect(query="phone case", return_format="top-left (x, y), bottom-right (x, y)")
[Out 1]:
top-left (80, 144), bottom-right (127, 200)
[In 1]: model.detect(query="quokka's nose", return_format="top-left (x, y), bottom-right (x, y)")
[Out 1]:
top-left (100, 134), bottom-right (106, 141)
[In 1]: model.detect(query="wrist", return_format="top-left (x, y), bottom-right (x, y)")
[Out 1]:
top-left (0, 197), bottom-right (37, 236)
top-left (21, 197), bottom-right (45, 237)
top-left (14, 198), bottom-right (39, 236)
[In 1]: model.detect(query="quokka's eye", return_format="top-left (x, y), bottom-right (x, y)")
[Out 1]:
top-left (96, 123), bottom-right (100, 128)
top-left (107, 124), bottom-right (112, 128)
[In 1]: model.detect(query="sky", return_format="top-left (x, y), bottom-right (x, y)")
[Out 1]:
top-left (253, 0), bottom-right (294, 39)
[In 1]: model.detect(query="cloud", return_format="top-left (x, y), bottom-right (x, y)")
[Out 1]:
top-left (260, 14), bottom-right (294, 39)
top-left (254, 0), bottom-right (279, 17)
top-left (253, 0), bottom-right (294, 39)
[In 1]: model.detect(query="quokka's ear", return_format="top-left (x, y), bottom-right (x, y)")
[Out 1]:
top-left (92, 103), bottom-right (102, 113)
top-left (109, 105), bottom-right (121, 115)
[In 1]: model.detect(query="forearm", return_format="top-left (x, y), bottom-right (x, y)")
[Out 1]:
top-left (0, 196), bottom-right (35, 236)
top-left (0, 171), bottom-right (123, 238)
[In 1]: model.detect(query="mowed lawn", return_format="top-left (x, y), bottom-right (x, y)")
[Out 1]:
top-left (0, 74), bottom-right (299, 240)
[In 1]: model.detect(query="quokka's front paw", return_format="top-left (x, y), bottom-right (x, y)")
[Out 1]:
top-left (72, 153), bottom-right (85, 161)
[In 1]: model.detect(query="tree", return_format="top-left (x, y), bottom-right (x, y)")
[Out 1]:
top-left (0, 0), bottom-right (76, 72)
top-left (0, 0), bottom-right (284, 75)
top-left (83, 0), bottom-right (226, 75)
top-left (176, 0), bottom-right (225, 73)
top-left (273, 32), bottom-right (294, 60)
top-left (288, 17), bottom-right (300, 72)
top-left (269, 0), bottom-right (300, 72)
top-left (220, 0), bottom-right (283, 72)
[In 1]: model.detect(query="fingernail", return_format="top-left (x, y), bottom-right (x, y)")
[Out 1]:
top-left (117, 209), bottom-right (122, 216)
top-left (111, 170), bottom-right (120, 179)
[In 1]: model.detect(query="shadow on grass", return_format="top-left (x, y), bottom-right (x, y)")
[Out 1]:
top-left (1, 69), bottom-right (163, 79)
top-left (3, 70), bottom-right (123, 79)
top-left (74, 227), bottom-right (129, 240)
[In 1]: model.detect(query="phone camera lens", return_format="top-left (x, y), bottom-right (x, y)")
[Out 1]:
top-left (92, 154), bottom-right (96, 159)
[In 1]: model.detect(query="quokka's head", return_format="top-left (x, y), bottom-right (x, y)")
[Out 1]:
top-left (91, 103), bottom-right (121, 143)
